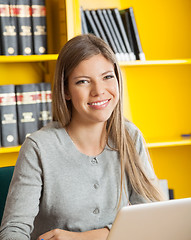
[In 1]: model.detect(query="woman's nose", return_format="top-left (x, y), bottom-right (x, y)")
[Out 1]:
top-left (90, 82), bottom-right (105, 97)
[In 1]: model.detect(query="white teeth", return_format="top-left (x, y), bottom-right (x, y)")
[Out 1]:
top-left (90, 100), bottom-right (109, 106)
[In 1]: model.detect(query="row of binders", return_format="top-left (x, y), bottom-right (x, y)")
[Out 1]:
top-left (81, 7), bottom-right (145, 62)
top-left (0, 0), bottom-right (47, 56)
top-left (0, 83), bottom-right (52, 148)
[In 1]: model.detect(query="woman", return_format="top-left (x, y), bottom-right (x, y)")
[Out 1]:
top-left (0, 34), bottom-right (164, 240)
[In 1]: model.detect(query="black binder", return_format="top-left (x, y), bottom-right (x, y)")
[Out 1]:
top-left (0, 84), bottom-right (19, 147)
top-left (31, 0), bottom-right (47, 54)
top-left (90, 10), bottom-right (108, 44)
top-left (80, 7), bottom-right (88, 34)
top-left (120, 9), bottom-right (135, 58)
top-left (84, 9), bottom-right (101, 38)
top-left (17, 0), bottom-right (33, 55)
top-left (111, 8), bottom-right (135, 61)
top-left (15, 84), bottom-right (38, 145)
top-left (96, 9), bottom-right (120, 60)
top-left (102, 9), bottom-right (125, 61)
top-left (0, 0), bottom-right (18, 55)
top-left (125, 7), bottom-right (145, 60)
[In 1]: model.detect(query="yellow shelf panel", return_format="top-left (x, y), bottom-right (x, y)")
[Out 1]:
top-left (122, 64), bottom-right (191, 140)
top-left (149, 146), bottom-right (191, 199)
top-left (119, 59), bottom-right (191, 67)
top-left (146, 137), bottom-right (191, 149)
top-left (0, 146), bottom-right (21, 154)
top-left (0, 54), bottom-right (58, 63)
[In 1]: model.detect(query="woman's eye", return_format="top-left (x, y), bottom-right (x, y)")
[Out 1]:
top-left (104, 75), bottom-right (114, 80)
top-left (76, 80), bottom-right (89, 85)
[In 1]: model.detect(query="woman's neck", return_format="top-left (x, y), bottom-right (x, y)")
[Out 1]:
top-left (66, 121), bottom-right (107, 156)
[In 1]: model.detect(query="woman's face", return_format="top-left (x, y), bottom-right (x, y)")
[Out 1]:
top-left (66, 54), bottom-right (119, 125)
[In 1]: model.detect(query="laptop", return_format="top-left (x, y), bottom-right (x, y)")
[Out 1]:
top-left (107, 197), bottom-right (191, 240)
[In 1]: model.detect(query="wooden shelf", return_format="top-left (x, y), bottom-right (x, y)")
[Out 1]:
top-left (0, 54), bottom-right (58, 63)
top-left (119, 58), bottom-right (191, 67)
top-left (146, 137), bottom-right (191, 148)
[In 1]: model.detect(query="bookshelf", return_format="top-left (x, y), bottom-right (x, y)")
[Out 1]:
top-left (0, 1), bottom-right (60, 166)
top-left (0, 0), bottom-right (191, 199)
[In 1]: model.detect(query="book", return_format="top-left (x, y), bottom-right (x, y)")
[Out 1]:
top-left (111, 8), bottom-right (135, 61)
top-left (15, 84), bottom-right (38, 145)
top-left (36, 82), bottom-right (52, 128)
top-left (96, 9), bottom-right (121, 61)
top-left (31, 0), bottom-right (47, 55)
top-left (84, 9), bottom-right (101, 38)
top-left (80, 6), bottom-right (88, 34)
top-left (125, 7), bottom-right (145, 60)
top-left (102, 9), bottom-right (126, 61)
top-left (17, 0), bottom-right (33, 55)
top-left (0, 84), bottom-right (19, 147)
top-left (0, 0), bottom-right (18, 55)
top-left (169, 189), bottom-right (174, 200)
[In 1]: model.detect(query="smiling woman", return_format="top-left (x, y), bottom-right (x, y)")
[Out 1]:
top-left (0, 34), bottom-right (164, 240)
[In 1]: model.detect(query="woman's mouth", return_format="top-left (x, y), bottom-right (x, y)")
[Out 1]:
top-left (88, 99), bottom-right (111, 109)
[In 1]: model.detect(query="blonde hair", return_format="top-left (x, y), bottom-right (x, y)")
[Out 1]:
top-left (52, 34), bottom-right (164, 203)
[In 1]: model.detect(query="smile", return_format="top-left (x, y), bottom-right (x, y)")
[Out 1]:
top-left (88, 99), bottom-right (110, 106)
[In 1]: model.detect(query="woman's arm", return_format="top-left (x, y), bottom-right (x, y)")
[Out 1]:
top-left (38, 228), bottom-right (109, 240)
top-left (0, 139), bottom-right (42, 240)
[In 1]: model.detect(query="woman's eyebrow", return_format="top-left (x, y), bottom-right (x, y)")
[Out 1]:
top-left (73, 75), bottom-right (90, 80)
top-left (101, 70), bottom-right (114, 75)
top-left (72, 70), bottom-right (114, 80)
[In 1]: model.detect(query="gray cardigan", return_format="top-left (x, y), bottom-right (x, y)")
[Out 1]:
top-left (0, 121), bottom-right (155, 240)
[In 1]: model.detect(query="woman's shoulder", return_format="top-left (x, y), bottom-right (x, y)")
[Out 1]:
top-left (125, 120), bottom-right (142, 139)
top-left (26, 121), bottom-right (64, 144)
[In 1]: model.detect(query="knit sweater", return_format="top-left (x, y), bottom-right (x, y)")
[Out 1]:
top-left (0, 121), bottom-right (155, 240)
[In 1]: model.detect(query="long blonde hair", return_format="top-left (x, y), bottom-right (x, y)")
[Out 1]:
top-left (52, 34), bottom-right (164, 203)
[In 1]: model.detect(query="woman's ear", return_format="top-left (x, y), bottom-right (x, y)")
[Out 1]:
top-left (65, 90), bottom-right (71, 100)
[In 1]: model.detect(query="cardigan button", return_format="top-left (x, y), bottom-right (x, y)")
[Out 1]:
top-left (91, 157), bottom-right (98, 164)
top-left (94, 183), bottom-right (99, 189)
top-left (93, 208), bottom-right (100, 214)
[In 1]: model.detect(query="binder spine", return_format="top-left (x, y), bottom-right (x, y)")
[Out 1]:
top-left (84, 10), bottom-right (101, 38)
top-left (127, 7), bottom-right (145, 60)
top-left (102, 9), bottom-right (125, 61)
top-left (80, 7), bottom-right (88, 34)
top-left (0, 1), bottom-right (18, 55)
top-left (17, 0), bottom-right (33, 55)
top-left (107, 9), bottom-right (130, 61)
top-left (96, 9), bottom-right (119, 61)
top-left (31, 0), bottom-right (47, 55)
top-left (0, 85), bottom-right (18, 147)
top-left (90, 10), bottom-right (108, 44)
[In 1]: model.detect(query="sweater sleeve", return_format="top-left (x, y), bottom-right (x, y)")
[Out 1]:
top-left (0, 138), bottom-right (43, 240)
